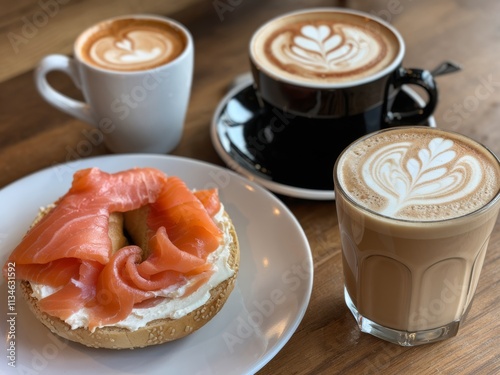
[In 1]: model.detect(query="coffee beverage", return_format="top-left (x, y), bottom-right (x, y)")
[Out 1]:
top-left (36, 15), bottom-right (193, 153)
top-left (251, 10), bottom-right (401, 84)
top-left (338, 127), bottom-right (500, 220)
top-left (246, 9), bottom-right (438, 194)
top-left (334, 127), bottom-right (500, 344)
top-left (76, 18), bottom-right (187, 71)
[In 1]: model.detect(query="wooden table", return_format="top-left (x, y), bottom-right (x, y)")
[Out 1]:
top-left (1, 0), bottom-right (499, 373)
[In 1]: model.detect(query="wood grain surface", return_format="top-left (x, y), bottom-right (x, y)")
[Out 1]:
top-left (0, 0), bottom-right (499, 374)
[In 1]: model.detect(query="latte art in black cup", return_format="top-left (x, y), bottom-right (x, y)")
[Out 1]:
top-left (244, 8), bottom-right (439, 193)
top-left (248, 7), bottom-right (439, 121)
top-left (251, 11), bottom-right (400, 84)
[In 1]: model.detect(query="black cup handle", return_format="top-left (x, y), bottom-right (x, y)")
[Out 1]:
top-left (385, 67), bottom-right (438, 125)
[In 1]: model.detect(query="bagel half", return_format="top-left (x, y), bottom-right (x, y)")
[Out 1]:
top-left (19, 206), bottom-right (239, 349)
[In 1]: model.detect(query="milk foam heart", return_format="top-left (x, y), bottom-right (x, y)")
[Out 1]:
top-left (338, 127), bottom-right (500, 221)
top-left (78, 18), bottom-right (186, 72)
top-left (251, 11), bottom-right (400, 84)
top-left (91, 30), bottom-right (170, 69)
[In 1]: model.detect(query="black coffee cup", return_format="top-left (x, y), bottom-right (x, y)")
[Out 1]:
top-left (246, 8), bottom-right (438, 190)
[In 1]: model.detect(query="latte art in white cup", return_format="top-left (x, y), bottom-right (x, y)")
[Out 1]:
top-left (91, 31), bottom-right (168, 68)
top-left (77, 18), bottom-right (186, 72)
top-left (251, 10), bottom-right (400, 84)
top-left (35, 15), bottom-right (193, 154)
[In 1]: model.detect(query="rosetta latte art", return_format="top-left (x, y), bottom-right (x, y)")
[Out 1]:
top-left (272, 23), bottom-right (382, 74)
top-left (363, 137), bottom-right (483, 217)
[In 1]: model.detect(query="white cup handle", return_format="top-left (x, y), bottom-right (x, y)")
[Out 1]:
top-left (34, 55), bottom-right (95, 125)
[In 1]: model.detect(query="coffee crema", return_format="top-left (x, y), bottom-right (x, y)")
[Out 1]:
top-left (251, 11), bottom-right (400, 84)
top-left (77, 18), bottom-right (186, 71)
top-left (337, 127), bottom-right (500, 221)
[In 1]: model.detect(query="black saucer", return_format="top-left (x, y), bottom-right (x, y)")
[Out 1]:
top-left (211, 78), bottom-right (435, 200)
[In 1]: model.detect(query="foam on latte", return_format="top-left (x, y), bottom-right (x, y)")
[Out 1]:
top-left (77, 18), bottom-right (186, 71)
top-left (337, 127), bottom-right (500, 221)
top-left (251, 11), bottom-right (400, 84)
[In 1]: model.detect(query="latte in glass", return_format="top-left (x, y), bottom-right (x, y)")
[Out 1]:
top-left (334, 127), bottom-right (500, 346)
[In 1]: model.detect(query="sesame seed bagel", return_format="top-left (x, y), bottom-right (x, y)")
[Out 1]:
top-left (19, 209), bottom-right (239, 349)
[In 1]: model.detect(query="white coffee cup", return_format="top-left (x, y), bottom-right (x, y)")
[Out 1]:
top-left (34, 15), bottom-right (194, 154)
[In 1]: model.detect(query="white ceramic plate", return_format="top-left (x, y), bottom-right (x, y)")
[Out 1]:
top-left (0, 155), bottom-right (313, 375)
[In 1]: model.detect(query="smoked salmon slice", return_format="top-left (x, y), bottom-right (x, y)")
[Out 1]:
top-left (2, 168), bottom-right (223, 330)
top-left (37, 260), bottom-right (104, 321)
top-left (194, 189), bottom-right (221, 217)
top-left (147, 177), bottom-right (222, 259)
